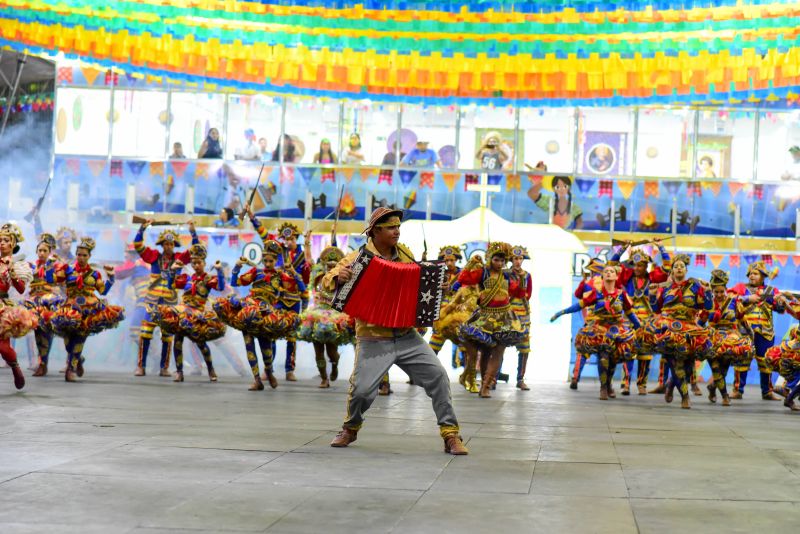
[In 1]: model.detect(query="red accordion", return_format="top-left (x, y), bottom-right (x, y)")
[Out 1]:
top-left (332, 248), bottom-right (446, 328)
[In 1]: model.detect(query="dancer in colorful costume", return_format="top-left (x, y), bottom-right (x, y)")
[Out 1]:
top-left (153, 244), bottom-right (226, 383)
top-left (216, 240), bottom-right (300, 391)
top-left (730, 260), bottom-right (786, 400)
top-left (297, 237), bottom-right (354, 388)
top-left (116, 244), bottom-right (150, 356)
top-left (552, 262), bottom-right (640, 400)
top-left (639, 254), bottom-right (712, 409)
top-left (26, 233), bottom-right (63, 377)
top-left (508, 246), bottom-right (533, 390)
top-left (428, 245), bottom-right (467, 370)
top-left (765, 325), bottom-right (800, 411)
top-left (0, 223), bottom-right (37, 390)
top-left (51, 237), bottom-right (124, 382)
top-left (274, 221), bottom-right (310, 381)
top-left (568, 258), bottom-right (605, 390)
top-left (133, 219), bottom-right (199, 377)
top-left (455, 241), bottom-right (525, 398)
top-left (609, 240), bottom-right (671, 395)
top-left (54, 226), bottom-right (77, 262)
top-left (706, 270), bottom-right (753, 406)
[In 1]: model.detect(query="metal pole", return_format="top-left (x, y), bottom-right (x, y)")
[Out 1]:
top-left (164, 90), bottom-right (172, 158)
top-left (279, 97), bottom-right (287, 166)
top-left (453, 105), bottom-right (461, 170)
top-left (690, 109), bottom-right (700, 181)
top-left (107, 74), bottom-right (116, 157)
top-left (0, 52), bottom-right (26, 138)
top-left (572, 107), bottom-right (580, 175)
top-left (671, 197), bottom-right (678, 251)
top-left (734, 204), bottom-right (741, 249)
top-left (610, 198), bottom-right (616, 239)
top-left (221, 93), bottom-right (230, 158)
top-left (631, 107), bottom-right (639, 177)
top-left (337, 101), bottom-right (345, 163)
top-left (512, 105), bottom-right (520, 173)
top-left (752, 110), bottom-right (760, 182)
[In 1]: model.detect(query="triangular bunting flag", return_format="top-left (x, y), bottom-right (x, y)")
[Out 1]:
top-left (87, 160), bottom-right (106, 177)
top-left (506, 174), bottom-right (521, 192)
top-left (199, 234), bottom-right (209, 245)
top-left (338, 167), bottom-right (357, 183)
top-left (360, 170), bottom-right (375, 183)
top-left (280, 167), bottom-right (295, 184)
top-left (298, 166), bottom-right (318, 184)
top-left (80, 67), bottom-right (102, 86)
top-left (708, 254), bottom-right (725, 268)
top-left (792, 255), bottom-right (800, 267)
top-left (743, 254), bottom-right (758, 265)
top-left (212, 234), bottom-right (225, 246)
top-left (179, 234), bottom-right (192, 248)
top-left (687, 183), bottom-right (702, 197)
top-left (377, 169), bottom-right (393, 185)
top-left (419, 172), bottom-right (435, 189)
top-left (399, 170), bottom-right (417, 187)
top-left (616, 180), bottom-right (637, 200)
top-left (702, 182), bottom-right (723, 196)
top-left (126, 161), bottom-right (147, 176)
top-left (65, 159), bottom-right (81, 176)
top-left (149, 162), bottom-right (164, 177)
top-left (729, 255), bottom-right (740, 267)
top-left (528, 174), bottom-right (543, 187)
top-left (241, 233), bottom-right (255, 242)
top-left (170, 161), bottom-right (189, 178)
top-left (228, 234), bottom-right (239, 247)
top-left (663, 181), bottom-right (682, 195)
top-left (774, 254), bottom-right (788, 266)
top-left (441, 173), bottom-right (459, 192)
top-left (728, 182), bottom-right (745, 197)
top-left (575, 178), bottom-right (594, 194)
top-left (487, 174), bottom-right (502, 186)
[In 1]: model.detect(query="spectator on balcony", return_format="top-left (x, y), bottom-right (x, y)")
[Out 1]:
top-left (781, 145), bottom-right (800, 181)
top-left (234, 129), bottom-right (261, 161)
top-left (402, 140), bottom-right (441, 169)
top-left (214, 207), bottom-right (241, 228)
top-left (313, 139), bottom-right (338, 183)
top-left (271, 134), bottom-right (298, 163)
top-left (197, 128), bottom-right (223, 159)
top-left (169, 142), bottom-right (186, 159)
top-left (258, 137), bottom-right (269, 160)
top-left (343, 133), bottom-right (365, 165)
top-left (475, 131), bottom-right (508, 172)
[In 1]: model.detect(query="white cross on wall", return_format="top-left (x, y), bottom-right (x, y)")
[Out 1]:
top-left (466, 172), bottom-right (502, 208)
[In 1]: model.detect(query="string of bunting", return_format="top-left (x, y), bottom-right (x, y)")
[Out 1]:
top-left (2, 0), bottom-right (800, 106)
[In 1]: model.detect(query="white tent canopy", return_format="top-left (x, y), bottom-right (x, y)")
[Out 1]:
top-left (401, 207), bottom-right (586, 383)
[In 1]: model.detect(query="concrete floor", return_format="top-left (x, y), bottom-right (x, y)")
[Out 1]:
top-left (1, 371), bottom-right (799, 534)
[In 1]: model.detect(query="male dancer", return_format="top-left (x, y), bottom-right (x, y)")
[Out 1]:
top-left (428, 245), bottom-right (466, 370)
top-left (324, 207), bottom-right (467, 455)
top-left (508, 246), bottom-right (533, 390)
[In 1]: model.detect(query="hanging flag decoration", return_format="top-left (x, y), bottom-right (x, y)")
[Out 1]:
top-left (104, 70), bottom-right (119, 86)
top-left (56, 67), bottom-right (73, 84)
top-left (528, 174), bottom-right (544, 188)
top-left (774, 254), bottom-right (788, 266)
top-left (7, 1), bottom-right (800, 107)
top-left (728, 182), bottom-right (745, 197)
top-left (110, 160), bottom-right (123, 177)
top-left (66, 159), bottom-right (80, 175)
top-left (298, 166), bottom-right (318, 184)
top-left (762, 254), bottom-right (773, 265)
top-left (170, 161), bottom-right (189, 178)
top-left (708, 254), bottom-right (724, 268)
top-left (241, 233), bottom-right (255, 243)
top-left (792, 256), bottom-right (800, 267)
top-left (419, 172), bottom-right (435, 189)
top-left (199, 234), bottom-right (210, 245)
top-left (211, 234), bottom-right (226, 246)
top-left (616, 180), bottom-right (636, 200)
top-left (748, 184), bottom-right (764, 200)
top-left (694, 253), bottom-right (705, 267)
top-left (663, 181), bottom-right (682, 196)
top-left (729, 255), bottom-right (741, 267)
top-left (506, 174), bottom-right (521, 192)
top-left (702, 181), bottom-right (723, 196)
top-left (149, 162), bottom-right (164, 177)
top-left (744, 254), bottom-right (759, 265)
top-left (195, 162), bottom-right (209, 179)
top-left (126, 161), bottom-right (147, 176)
top-left (87, 160), bottom-right (106, 177)
top-left (179, 234), bottom-right (192, 248)
top-left (575, 178), bottom-right (594, 194)
top-left (441, 172), bottom-right (459, 192)
top-left (377, 169), bottom-right (393, 185)
top-left (399, 170), bottom-right (417, 187)
top-left (687, 182), bottom-right (702, 197)
top-left (79, 66), bottom-right (101, 86)
top-left (598, 180), bottom-right (613, 198)
top-left (487, 174), bottom-right (502, 186)
top-left (228, 234), bottom-right (239, 247)
top-left (464, 174), bottom-right (480, 191)
top-left (280, 166), bottom-right (295, 184)
top-left (643, 181), bottom-right (659, 198)
top-left (338, 167), bottom-right (357, 183)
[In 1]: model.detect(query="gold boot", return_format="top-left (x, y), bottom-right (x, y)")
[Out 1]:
top-left (465, 367), bottom-right (480, 394)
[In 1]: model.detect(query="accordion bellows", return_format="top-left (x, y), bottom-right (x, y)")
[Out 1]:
top-left (332, 248), bottom-right (445, 328)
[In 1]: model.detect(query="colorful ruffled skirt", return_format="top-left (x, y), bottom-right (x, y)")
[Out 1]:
top-left (460, 304), bottom-right (525, 348)
top-left (0, 300), bottom-right (39, 339)
top-left (574, 320), bottom-right (635, 362)
top-left (213, 295), bottom-right (299, 339)
top-left (765, 342), bottom-right (800, 380)
top-left (24, 292), bottom-right (65, 334)
top-left (297, 306), bottom-right (355, 345)
top-left (152, 304), bottom-right (226, 343)
top-left (636, 315), bottom-right (711, 359)
top-left (52, 297), bottom-right (125, 337)
top-left (709, 327), bottom-right (754, 365)
top-left (434, 286), bottom-right (479, 343)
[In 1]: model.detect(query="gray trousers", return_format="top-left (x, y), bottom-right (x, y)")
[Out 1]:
top-left (344, 331), bottom-right (459, 432)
